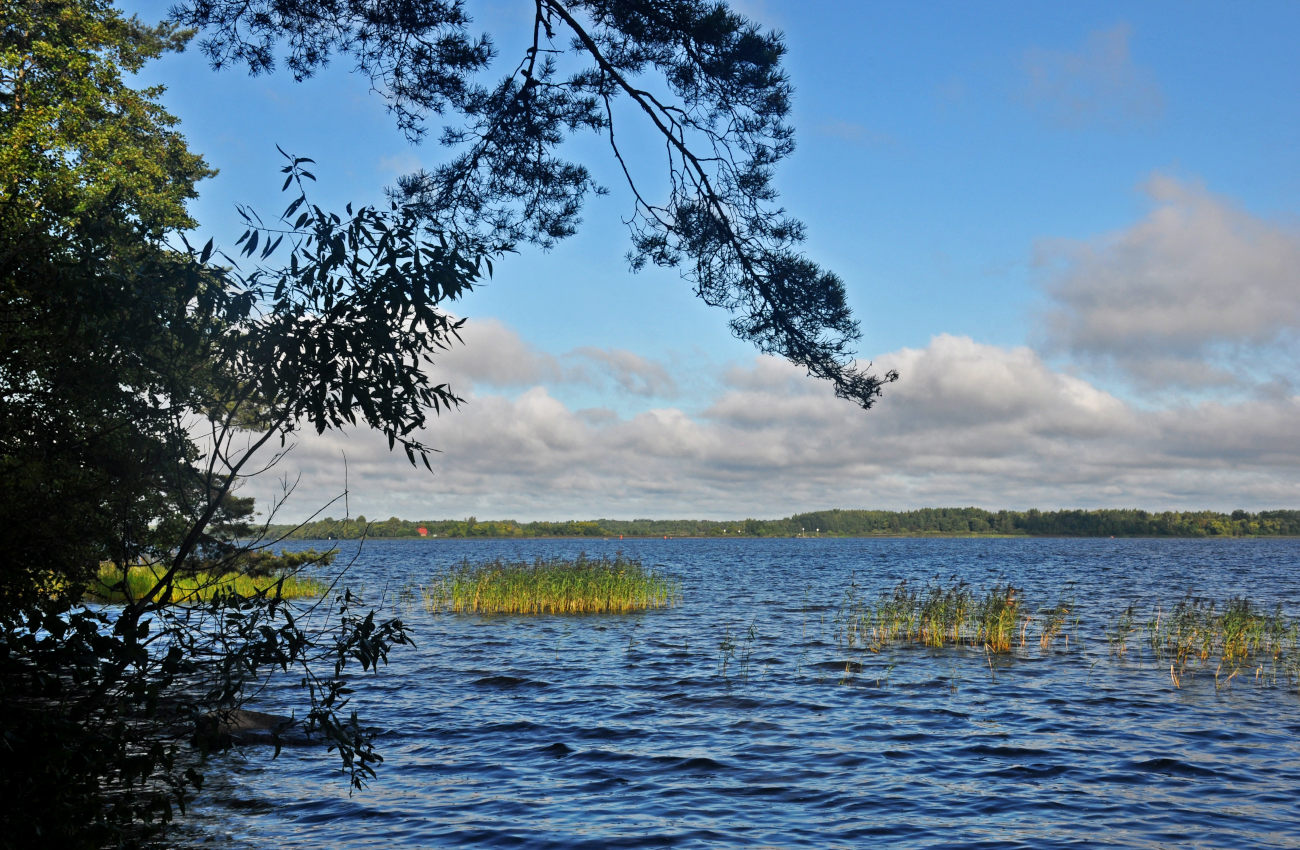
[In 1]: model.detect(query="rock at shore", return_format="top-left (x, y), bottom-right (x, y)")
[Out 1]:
top-left (193, 708), bottom-right (299, 750)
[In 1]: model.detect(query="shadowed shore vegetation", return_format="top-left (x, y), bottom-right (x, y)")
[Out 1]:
top-left (422, 554), bottom-right (681, 615)
top-left (86, 561), bottom-right (329, 604)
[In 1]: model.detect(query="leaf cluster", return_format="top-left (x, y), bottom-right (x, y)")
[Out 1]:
top-left (2, 3), bottom-right (222, 599)
top-left (2, 0), bottom-right (212, 241)
top-left (0, 572), bottom-right (411, 847)
top-left (217, 152), bottom-right (484, 465)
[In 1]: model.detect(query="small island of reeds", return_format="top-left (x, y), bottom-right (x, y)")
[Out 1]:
top-left (422, 553), bottom-right (681, 615)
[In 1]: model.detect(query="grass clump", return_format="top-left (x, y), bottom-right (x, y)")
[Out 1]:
top-left (1136, 596), bottom-right (1300, 687)
top-left (422, 553), bottom-right (681, 615)
top-left (86, 554), bottom-right (330, 604)
top-left (974, 585), bottom-right (1022, 652)
top-left (837, 579), bottom-right (1066, 655)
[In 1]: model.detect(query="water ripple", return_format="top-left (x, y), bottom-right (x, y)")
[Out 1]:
top-left (187, 538), bottom-right (1300, 848)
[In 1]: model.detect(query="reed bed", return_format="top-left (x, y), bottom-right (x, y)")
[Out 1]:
top-left (837, 579), bottom-right (1072, 654)
top-left (1110, 596), bottom-right (1300, 687)
top-left (86, 562), bottom-right (327, 604)
top-left (422, 554), bottom-right (681, 615)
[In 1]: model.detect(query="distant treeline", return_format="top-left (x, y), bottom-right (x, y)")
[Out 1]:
top-left (269, 508), bottom-right (1300, 540)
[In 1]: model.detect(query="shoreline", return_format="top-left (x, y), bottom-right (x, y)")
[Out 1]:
top-left (283, 532), bottom-right (1300, 542)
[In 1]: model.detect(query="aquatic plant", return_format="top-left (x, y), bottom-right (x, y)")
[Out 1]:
top-left (821, 580), bottom-right (1300, 692)
top-left (919, 581), bottom-right (974, 647)
top-left (974, 585), bottom-right (1022, 652)
top-left (1141, 596), bottom-right (1300, 687)
top-left (718, 626), bottom-right (738, 677)
top-left (717, 619), bottom-right (764, 681)
top-left (1037, 599), bottom-right (1074, 651)
top-left (422, 553), bottom-right (681, 615)
top-left (834, 579), bottom-right (1048, 655)
top-left (1108, 604), bottom-right (1138, 658)
top-left (87, 561), bottom-right (328, 604)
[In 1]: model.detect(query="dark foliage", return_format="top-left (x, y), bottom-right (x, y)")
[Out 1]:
top-left (2, 5), bottom-right (427, 844)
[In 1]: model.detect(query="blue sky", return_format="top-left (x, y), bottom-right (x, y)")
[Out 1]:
top-left (124, 1), bottom-right (1299, 520)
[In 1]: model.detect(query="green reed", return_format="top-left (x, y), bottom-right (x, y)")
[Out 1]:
top-left (87, 562), bottom-right (327, 604)
top-left (422, 553), bottom-right (681, 615)
top-left (1136, 596), bottom-right (1300, 686)
top-left (1107, 603), bottom-right (1138, 658)
top-left (1037, 600), bottom-right (1074, 651)
top-left (835, 579), bottom-right (1068, 655)
top-left (974, 585), bottom-right (1022, 652)
top-left (917, 581), bottom-right (973, 647)
top-left (711, 580), bottom-right (1299, 696)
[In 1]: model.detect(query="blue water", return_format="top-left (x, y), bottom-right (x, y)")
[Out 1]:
top-left (185, 538), bottom-right (1300, 848)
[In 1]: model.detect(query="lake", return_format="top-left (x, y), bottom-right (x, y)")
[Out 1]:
top-left (184, 537), bottom-right (1300, 848)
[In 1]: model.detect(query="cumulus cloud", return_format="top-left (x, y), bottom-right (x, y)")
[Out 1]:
top-left (238, 333), bottom-right (1300, 521)
top-left (568, 347), bottom-right (678, 397)
top-left (1023, 23), bottom-right (1163, 128)
top-left (433, 318), bottom-right (678, 398)
top-left (1037, 176), bottom-right (1300, 391)
top-left (434, 317), bottom-right (565, 388)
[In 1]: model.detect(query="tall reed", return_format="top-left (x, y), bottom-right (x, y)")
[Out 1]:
top-left (836, 579), bottom-right (1061, 654)
top-left (422, 553), bottom-right (681, 615)
top-left (974, 585), bottom-right (1021, 652)
top-left (1037, 600), bottom-right (1073, 651)
top-left (1140, 596), bottom-right (1299, 685)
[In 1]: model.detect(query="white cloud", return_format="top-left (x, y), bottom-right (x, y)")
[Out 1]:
top-left (375, 151), bottom-right (422, 177)
top-left (878, 334), bottom-right (1131, 435)
top-left (434, 317), bottom-right (565, 389)
top-left (433, 319), bottom-right (678, 398)
top-left (1037, 176), bottom-right (1300, 391)
top-left (237, 333), bottom-right (1300, 522)
top-left (1023, 23), bottom-right (1163, 128)
top-left (568, 347), bottom-right (678, 397)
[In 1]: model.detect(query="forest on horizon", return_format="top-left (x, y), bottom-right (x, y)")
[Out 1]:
top-left (269, 507), bottom-right (1300, 541)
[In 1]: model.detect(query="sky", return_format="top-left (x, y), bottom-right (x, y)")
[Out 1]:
top-left (123, 1), bottom-right (1300, 521)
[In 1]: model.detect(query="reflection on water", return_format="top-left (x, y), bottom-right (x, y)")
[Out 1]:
top-left (184, 538), bottom-right (1300, 848)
